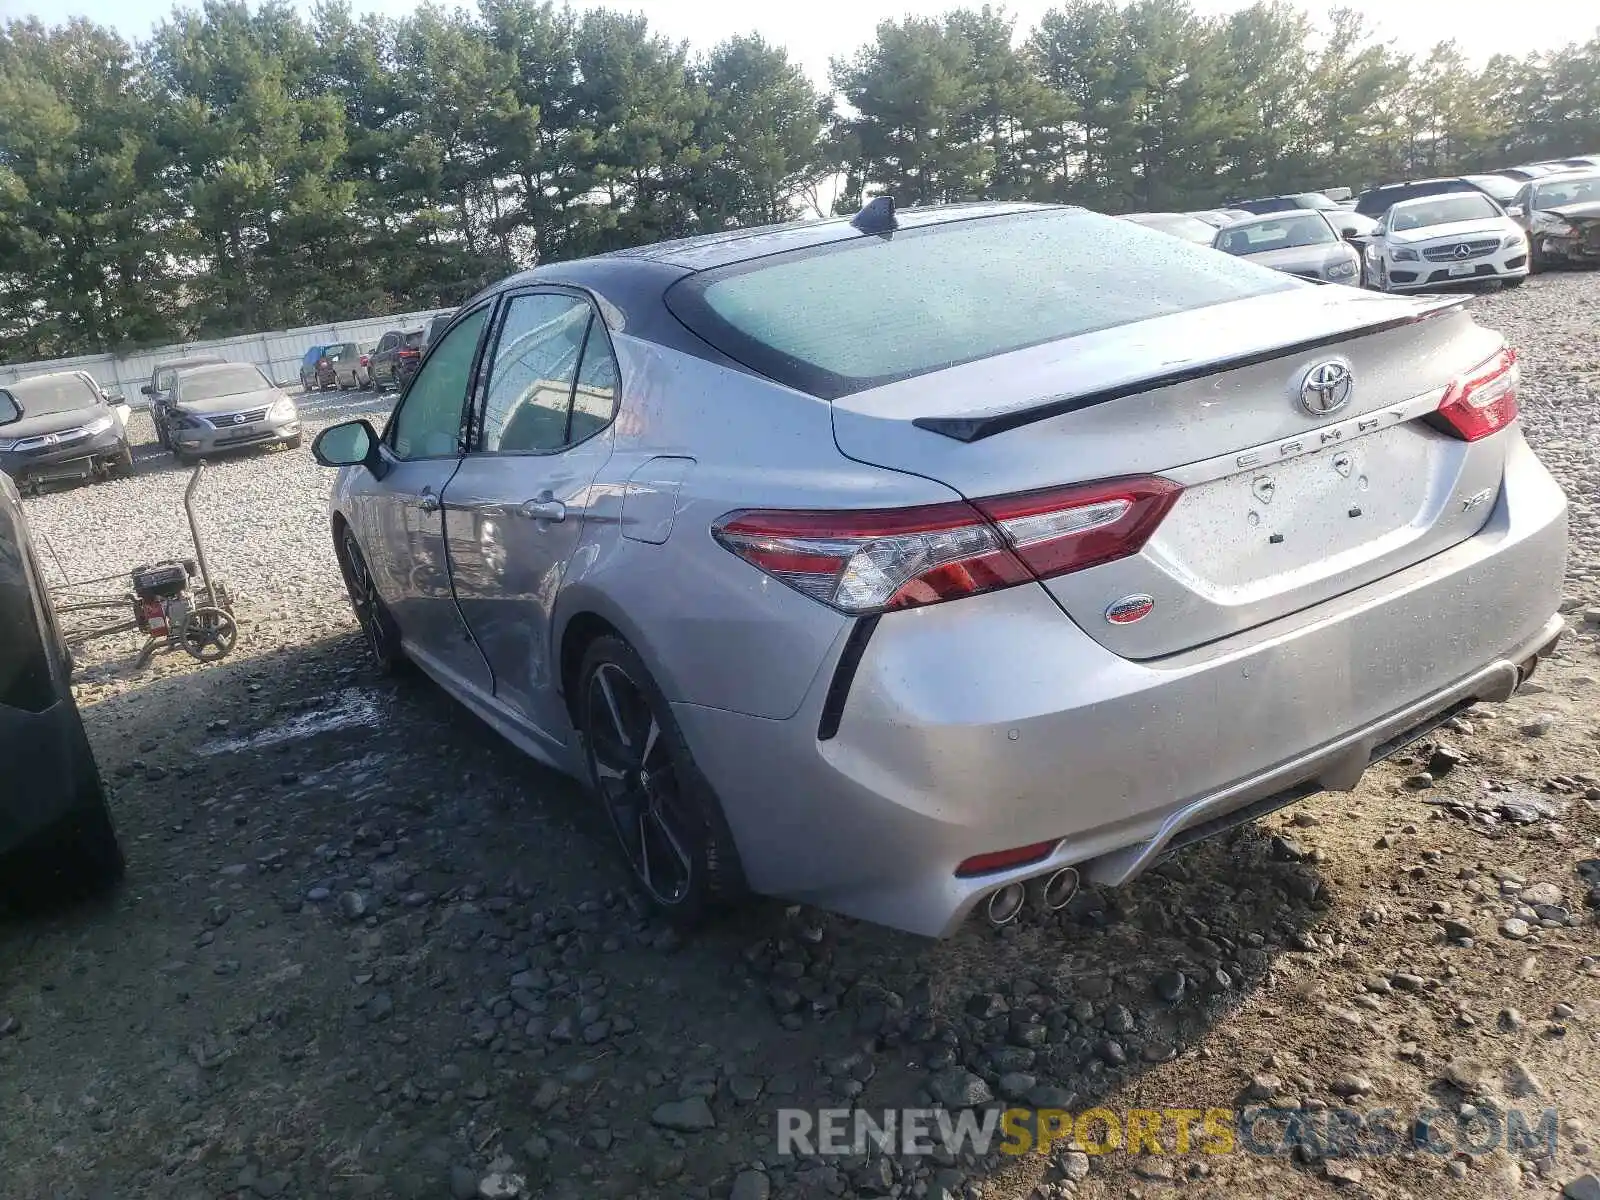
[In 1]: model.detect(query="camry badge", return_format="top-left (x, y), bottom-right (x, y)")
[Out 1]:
top-left (1299, 360), bottom-right (1354, 416)
top-left (1105, 594), bottom-right (1155, 625)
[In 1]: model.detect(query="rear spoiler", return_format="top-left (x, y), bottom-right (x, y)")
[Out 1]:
top-left (912, 295), bottom-right (1472, 443)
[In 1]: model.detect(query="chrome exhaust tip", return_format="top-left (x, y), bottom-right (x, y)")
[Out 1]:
top-left (1030, 866), bottom-right (1080, 912)
top-left (985, 882), bottom-right (1027, 926)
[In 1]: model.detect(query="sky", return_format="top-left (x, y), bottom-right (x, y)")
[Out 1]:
top-left (3, 0), bottom-right (1597, 86)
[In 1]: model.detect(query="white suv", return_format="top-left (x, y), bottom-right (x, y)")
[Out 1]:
top-left (1367, 192), bottom-right (1529, 293)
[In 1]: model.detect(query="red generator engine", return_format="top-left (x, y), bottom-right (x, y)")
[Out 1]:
top-left (132, 559), bottom-right (196, 640)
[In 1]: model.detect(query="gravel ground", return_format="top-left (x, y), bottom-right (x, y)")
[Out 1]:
top-left (2, 278), bottom-right (1599, 1200)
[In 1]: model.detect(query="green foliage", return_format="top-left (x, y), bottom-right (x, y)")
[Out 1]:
top-left (1, 0), bottom-right (1596, 361)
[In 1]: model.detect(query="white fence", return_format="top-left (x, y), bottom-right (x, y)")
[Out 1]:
top-left (0, 308), bottom-right (455, 402)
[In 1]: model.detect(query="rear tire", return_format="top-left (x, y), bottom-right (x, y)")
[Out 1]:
top-left (577, 635), bottom-right (745, 926)
top-left (284, 433), bottom-right (304, 450)
top-left (339, 527), bottom-right (405, 674)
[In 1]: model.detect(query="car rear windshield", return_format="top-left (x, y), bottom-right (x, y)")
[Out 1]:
top-left (1355, 180), bottom-right (1479, 217)
top-left (5, 374), bottom-right (97, 416)
top-left (1217, 213), bottom-right (1335, 255)
top-left (666, 209), bottom-right (1296, 400)
top-left (403, 331), bottom-right (425, 348)
top-left (178, 366), bottom-right (272, 401)
top-left (1390, 193), bottom-right (1500, 230)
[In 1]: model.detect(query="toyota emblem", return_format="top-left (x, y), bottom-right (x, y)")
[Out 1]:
top-left (1454, 243), bottom-right (1471, 259)
top-left (1298, 360), bottom-right (1354, 416)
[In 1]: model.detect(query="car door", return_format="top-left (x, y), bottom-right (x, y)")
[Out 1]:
top-left (351, 305), bottom-right (495, 694)
top-left (442, 289), bottom-right (619, 745)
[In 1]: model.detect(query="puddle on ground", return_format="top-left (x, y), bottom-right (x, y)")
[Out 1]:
top-left (197, 688), bottom-right (386, 756)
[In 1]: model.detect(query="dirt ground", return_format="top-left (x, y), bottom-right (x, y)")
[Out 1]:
top-left (2, 277), bottom-right (1598, 1200)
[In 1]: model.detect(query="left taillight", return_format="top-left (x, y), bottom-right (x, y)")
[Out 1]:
top-left (712, 476), bottom-right (1181, 616)
top-left (1434, 346), bottom-right (1519, 442)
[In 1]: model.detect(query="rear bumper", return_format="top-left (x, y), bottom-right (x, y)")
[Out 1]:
top-left (0, 696), bottom-right (98, 856)
top-left (676, 434), bottom-right (1568, 936)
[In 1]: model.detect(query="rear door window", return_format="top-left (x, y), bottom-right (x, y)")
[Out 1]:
top-left (666, 208), bottom-right (1294, 400)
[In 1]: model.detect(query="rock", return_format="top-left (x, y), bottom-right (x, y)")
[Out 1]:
top-left (1271, 834), bottom-right (1310, 861)
top-left (1520, 714), bottom-right (1555, 737)
top-left (1391, 972), bottom-right (1426, 991)
top-left (1500, 918), bottom-right (1532, 940)
top-left (1153, 971), bottom-right (1186, 1003)
top-left (365, 993), bottom-right (394, 1023)
top-left (1104, 1003), bottom-right (1134, 1034)
top-left (1498, 1008), bottom-right (1526, 1033)
top-left (1324, 1160), bottom-right (1363, 1186)
top-left (1331, 1073), bottom-right (1373, 1097)
top-left (730, 1170), bottom-right (771, 1200)
top-left (522, 1135), bottom-right (549, 1162)
top-left (650, 1096), bottom-right (715, 1132)
top-left (1097, 1039), bottom-right (1127, 1066)
top-left (1059, 1151), bottom-right (1090, 1182)
top-left (477, 1173), bottom-right (525, 1200)
top-left (338, 891), bottom-right (369, 920)
top-left (448, 1166), bottom-right (478, 1200)
top-left (1521, 882), bottom-right (1564, 906)
top-left (1442, 1059), bottom-right (1485, 1091)
top-left (1403, 772), bottom-right (1434, 790)
top-left (1427, 745), bottom-right (1464, 777)
top-left (998, 1072), bottom-right (1037, 1101)
top-left (928, 1069), bottom-right (993, 1108)
top-left (1563, 1174), bottom-right (1600, 1200)
top-left (1439, 917), bottom-right (1476, 939)
top-left (0, 1015), bottom-right (18, 1038)
top-left (1243, 1073), bottom-right (1281, 1101)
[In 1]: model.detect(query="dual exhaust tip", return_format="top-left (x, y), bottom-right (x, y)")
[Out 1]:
top-left (984, 866), bottom-right (1080, 927)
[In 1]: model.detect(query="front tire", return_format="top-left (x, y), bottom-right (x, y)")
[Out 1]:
top-left (339, 527), bottom-right (405, 673)
top-left (577, 636), bottom-right (744, 925)
top-left (1501, 275), bottom-right (1526, 289)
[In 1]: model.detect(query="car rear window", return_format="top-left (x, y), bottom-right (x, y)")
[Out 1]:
top-left (403, 332), bottom-right (425, 348)
top-left (665, 208), bottom-right (1295, 399)
top-left (5, 374), bottom-right (97, 416)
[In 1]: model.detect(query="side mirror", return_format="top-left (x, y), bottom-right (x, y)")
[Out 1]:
top-left (104, 390), bottom-right (124, 404)
top-left (140, 383), bottom-right (154, 396)
top-left (1342, 229), bottom-right (1365, 243)
top-left (1505, 205), bottom-right (1524, 218)
top-left (312, 418), bottom-right (386, 477)
top-left (0, 392), bottom-right (19, 427)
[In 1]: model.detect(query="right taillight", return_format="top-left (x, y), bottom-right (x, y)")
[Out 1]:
top-left (712, 476), bottom-right (1181, 616)
top-left (1434, 346), bottom-right (1519, 441)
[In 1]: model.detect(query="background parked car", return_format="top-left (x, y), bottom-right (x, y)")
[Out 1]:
top-left (1508, 170), bottom-right (1600, 268)
top-left (1187, 208), bottom-right (1254, 228)
top-left (1227, 191), bottom-right (1343, 215)
top-left (424, 311), bottom-right (455, 349)
top-left (368, 328), bottom-right (426, 392)
top-left (1353, 177), bottom-right (1498, 218)
top-left (326, 341), bottom-right (370, 390)
top-left (0, 465), bottom-right (124, 907)
top-left (1366, 191), bottom-right (1528, 292)
top-left (1118, 212), bottom-right (1218, 243)
top-left (166, 363), bottom-right (302, 463)
top-left (0, 371), bottom-right (133, 492)
top-left (1460, 173), bottom-right (1524, 207)
top-left (1493, 163), bottom-right (1562, 182)
top-left (299, 345), bottom-right (334, 392)
top-left (142, 355), bottom-right (228, 448)
top-left (1212, 210), bottom-right (1363, 283)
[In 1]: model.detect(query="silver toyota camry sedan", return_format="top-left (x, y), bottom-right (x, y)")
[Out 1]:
top-left (313, 200), bottom-right (1567, 937)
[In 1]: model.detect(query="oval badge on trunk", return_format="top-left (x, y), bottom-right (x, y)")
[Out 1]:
top-left (1105, 594), bottom-right (1155, 625)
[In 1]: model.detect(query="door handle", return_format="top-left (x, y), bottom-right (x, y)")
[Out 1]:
top-left (417, 491), bottom-right (440, 513)
top-left (520, 497), bottom-right (566, 523)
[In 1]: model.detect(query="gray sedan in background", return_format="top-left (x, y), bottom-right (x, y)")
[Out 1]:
top-left (1213, 210), bottom-right (1364, 284)
top-left (166, 363), bottom-right (302, 463)
top-left (313, 200), bottom-right (1565, 937)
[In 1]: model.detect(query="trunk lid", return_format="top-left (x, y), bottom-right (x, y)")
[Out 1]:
top-left (830, 287), bottom-right (1511, 659)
